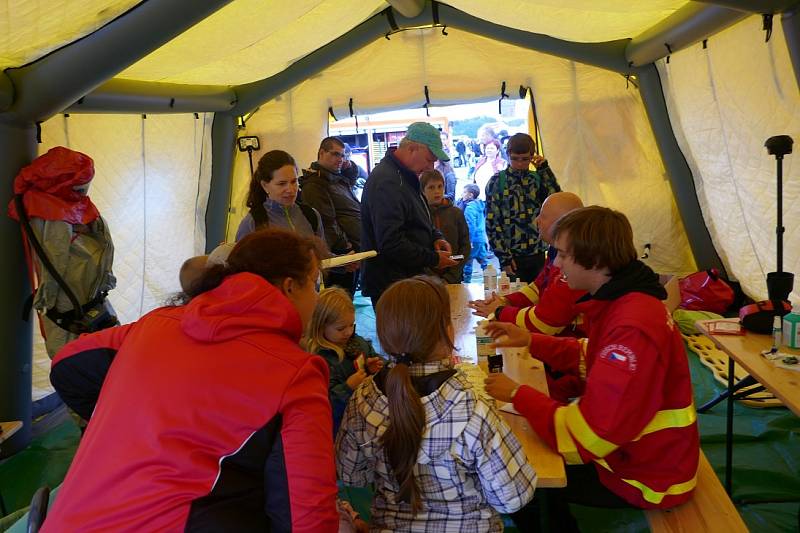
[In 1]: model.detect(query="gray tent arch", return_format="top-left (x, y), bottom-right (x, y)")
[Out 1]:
top-left (0, 0), bottom-right (797, 455)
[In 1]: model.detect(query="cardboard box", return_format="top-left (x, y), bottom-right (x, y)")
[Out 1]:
top-left (659, 274), bottom-right (681, 313)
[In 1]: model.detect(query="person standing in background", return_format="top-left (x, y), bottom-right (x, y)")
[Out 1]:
top-left (485, 133), bottom-right (560, 282)
top-left (301, 137), bottom-right (362, 295)
top-left (360, 122), bottom-right (458, 306)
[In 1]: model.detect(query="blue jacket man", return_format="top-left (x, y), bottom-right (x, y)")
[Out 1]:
top-left (360, 123), bottom-right (458, 304)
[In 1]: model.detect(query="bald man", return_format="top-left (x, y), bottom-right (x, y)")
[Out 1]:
top-left (470, 191), bottom-right (586, 401)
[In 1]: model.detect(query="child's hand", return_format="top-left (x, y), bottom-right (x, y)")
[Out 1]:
top-left (346, 369), bottom-right (368, 390)
top-left (366, 357), bottom-right (383, 374)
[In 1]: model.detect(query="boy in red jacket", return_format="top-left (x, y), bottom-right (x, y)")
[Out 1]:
top-left (484, 206), bottom-right (699, 532)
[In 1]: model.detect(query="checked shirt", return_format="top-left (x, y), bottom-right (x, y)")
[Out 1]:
top-left (336, 359), bottom-right (537, 532)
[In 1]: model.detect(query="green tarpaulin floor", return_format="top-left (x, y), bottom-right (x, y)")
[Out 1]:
top-left (2, 293), bottom-right (798, 531)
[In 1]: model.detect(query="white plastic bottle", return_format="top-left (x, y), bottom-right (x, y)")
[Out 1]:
top-left (483, 263), bottom-right (497, 299)
top-left (498, 272), bottom-right (511, 296)
top-left (783, 304), bottom-right (800, 349)
top-left (476, 320), bottom-right (495, 358)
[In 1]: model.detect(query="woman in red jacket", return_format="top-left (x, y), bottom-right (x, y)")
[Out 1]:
top-left (46, 229), bottom-right (339, 533)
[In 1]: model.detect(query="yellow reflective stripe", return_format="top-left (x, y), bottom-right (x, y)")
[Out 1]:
top-left (577, 338), bottom-right (588, 380)
top-left (635, 405), bottom-right (697, 441)
top-left (594, 458), bottom-right (698, 504)
top-left (519, 283), bottom-right (539, 304)
top-left (554, 406), bottom-right (584, 464)
top-left (514, 309), bottom-right (528, 329)
top-left (564, 403), bottom-right (619, 458)
top-left (528, 308), bottom-right (565, 336)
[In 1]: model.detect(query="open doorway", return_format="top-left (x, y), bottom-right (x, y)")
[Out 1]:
top-left (329, 98), bottom-right (535, 282)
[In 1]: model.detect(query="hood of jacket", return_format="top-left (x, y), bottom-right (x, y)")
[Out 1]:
top-left (181, 272), bottom-right (303, 343)
top-left (579, 259), bottom-right (667, 303)
top-left (429, 198), bottom-right (454, 212)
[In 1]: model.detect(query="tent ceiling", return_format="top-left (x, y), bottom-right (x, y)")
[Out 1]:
top-left (444, 0), bottom-right (689, 43)
top-left (0, 0), bottom-right (141, 71)
top-left (3, 0), bottom-right (696, 85)
top-left (116, 0), bottom-right (386, 85)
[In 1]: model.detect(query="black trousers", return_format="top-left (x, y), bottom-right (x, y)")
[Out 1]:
top-left (510, 464), bottom-right (632, 532)
top-left (512, 252), bottom-right (546, 284)
top-left (325, 269), bottom-right (357, 297)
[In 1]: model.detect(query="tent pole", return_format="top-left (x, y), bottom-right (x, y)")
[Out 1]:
top-left (635, 64), bottom-right (727, 275)
top-left (206, 113), bottom-right (237, 252)
top-left (0, 122), bottom-right (37, 456)
top-left (1, 0), bottom-right (233, 124)
top-left (782, 6), bottom-right (800, 93)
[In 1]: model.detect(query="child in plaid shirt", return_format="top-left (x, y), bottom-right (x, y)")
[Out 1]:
top-left (335, 276), bottom-right (537, 531)
top-left (305, 287), bottom-right (383, 434)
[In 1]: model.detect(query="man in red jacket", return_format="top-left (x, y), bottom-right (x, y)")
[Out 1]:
top-left (470, 191), bottom-right (585, 401)
top-left (484, 206), bottom-right (699, 531)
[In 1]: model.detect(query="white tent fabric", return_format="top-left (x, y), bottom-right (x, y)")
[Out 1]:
top-left (0, 0), bottom-right (140, 71)
top-left (659, 15), bottom-right (800, 302)
top-left (228, 26), bottom-right (697, 274)
top-left (38, 113), bottom-right (213, 323)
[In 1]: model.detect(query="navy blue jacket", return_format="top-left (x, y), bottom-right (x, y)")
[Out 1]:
top-left (360, 149), bottom-right (442, 298)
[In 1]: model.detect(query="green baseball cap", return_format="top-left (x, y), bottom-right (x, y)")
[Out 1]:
top-left (405, 122), bottom-right (449, 162)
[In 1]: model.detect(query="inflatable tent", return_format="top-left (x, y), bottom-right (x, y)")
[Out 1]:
top-left (0, 0), bottom-right (797, 454)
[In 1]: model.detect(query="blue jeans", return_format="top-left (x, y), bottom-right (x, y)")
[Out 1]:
top-left (464, 241), bottom-right (489, 282)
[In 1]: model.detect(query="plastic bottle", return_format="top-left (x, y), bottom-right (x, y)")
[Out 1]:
top-left (772, 315), bottom-right (782, 351)
top-left (483, 264), bottom-right (497, 299)
top-left (476, 320), bottom-right (504, 373)
top-left (476, 320), bottom-right (495, 359)
top-left (498, 272), bottom-right (510, 296)
top-left (783, 304), bottom-right (800, 349)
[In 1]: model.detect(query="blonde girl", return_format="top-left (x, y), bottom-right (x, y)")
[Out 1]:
top-left (336, 276), bottom-right (537, 531)
top-left (306, 287), bottom-right (382, 433)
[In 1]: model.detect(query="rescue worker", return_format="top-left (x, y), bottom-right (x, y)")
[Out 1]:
top-left (469, 191), bottom-right (585, 402)
top-left (483, 206), bottom-right (699, 531)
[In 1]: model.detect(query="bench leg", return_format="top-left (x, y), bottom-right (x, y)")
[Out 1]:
top-left (725, 356), bottom-right (735, 495)
top-left (697, 374), bottom-right (758, 413)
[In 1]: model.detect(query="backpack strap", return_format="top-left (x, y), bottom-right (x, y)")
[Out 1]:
top-left (496, 169), bottom-right (508, 197)
top-left (298, 203), bottom-right (319, 234)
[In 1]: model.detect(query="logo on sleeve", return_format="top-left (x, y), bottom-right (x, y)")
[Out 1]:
top-left (598, 344), bottom-right (637, 372)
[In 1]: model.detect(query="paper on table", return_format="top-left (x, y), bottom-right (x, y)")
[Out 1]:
top-left (499, 403), bottom-right (522, 415)
top-left (320, 250), bottom-right (377, 269)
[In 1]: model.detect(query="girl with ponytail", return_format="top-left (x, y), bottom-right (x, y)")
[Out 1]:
top-left (335, 276), bottom-right (537, 531)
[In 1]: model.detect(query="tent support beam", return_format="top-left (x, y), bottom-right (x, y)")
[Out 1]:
top-left (0, 122), bottom-right (37, 457)
top-left (635, 64), bottom-right (726, 274)
top-left (627, 3), bottom-right (747, 66)
top-left (64, 79), bottom-right (236, 114)
top-left (694, 0), bottom-right (800, 13)
top-left (782, 6), bottom-right (800, 92)
top-left (232, 3), bottom-right (630, 115)
top-left (206, 113), bottom-right (237, 252)
top-left (0, 0), bottom-right (233, 123)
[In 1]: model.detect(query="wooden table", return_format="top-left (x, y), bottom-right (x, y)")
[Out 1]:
top-left (448, 283), bottom-right (567, 488)
top-left (0, 421), bottom-right (22, 444)
top-left (695, 319), bottom-right (800, 493)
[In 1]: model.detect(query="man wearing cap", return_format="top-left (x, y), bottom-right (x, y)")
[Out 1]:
top-left (360, 122), bottom-right (459, 305)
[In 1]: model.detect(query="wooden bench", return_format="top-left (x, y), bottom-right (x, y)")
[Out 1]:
top-left (645, 452), bottom-right (747, 533)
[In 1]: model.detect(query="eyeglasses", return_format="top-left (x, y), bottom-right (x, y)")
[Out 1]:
top-left (315, 271), bottom-right (323, 292)
top-left (326, 150), bottom-right (345, 159)
top-left (509, 155), bottom-right (533, 162)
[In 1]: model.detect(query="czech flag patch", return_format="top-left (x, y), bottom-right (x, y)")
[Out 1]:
top-left (598, 344), bottom-right (637, 372)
